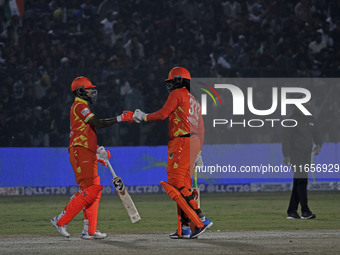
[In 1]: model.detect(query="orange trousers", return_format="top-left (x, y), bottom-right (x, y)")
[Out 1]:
top-left (69, 146), bottom-right (98, 190)
top-left (68, 146), bottom-right (101, 234)
top-left (166, 136), bottom-right (201, 190)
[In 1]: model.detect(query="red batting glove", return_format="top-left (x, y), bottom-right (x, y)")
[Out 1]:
top-left (192, 189), bottom-right (199, 200)
top-left (97, 158), bottom-right (107, 167)
top-left (119, 110), bottom-right (134, 122)
top-left (96, 149), bottom-right (111, 167)
top-left (106, 150), bottom-right (111, 159)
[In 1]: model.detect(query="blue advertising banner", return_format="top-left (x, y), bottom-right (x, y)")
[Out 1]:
top-left (0, 146), bottom-right (168, 187)
top-left (0, 143), bottom-right (339, 188)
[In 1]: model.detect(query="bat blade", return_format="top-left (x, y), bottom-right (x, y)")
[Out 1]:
top-left (112, 176), bottom-right (141, 223)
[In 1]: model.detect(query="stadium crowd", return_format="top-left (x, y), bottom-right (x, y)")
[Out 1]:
top-left (1, 0), bottom-right (340, 147)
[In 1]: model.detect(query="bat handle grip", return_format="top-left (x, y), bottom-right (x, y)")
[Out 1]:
top-left (193, 167), bottom-right (198, 187)
top-left (106, 159), bottom-right (117, 178)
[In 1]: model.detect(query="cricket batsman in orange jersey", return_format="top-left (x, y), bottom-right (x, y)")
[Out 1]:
top-left (133, 67), bottom-right (213, 239)
top-left (50, 76), bottom-right (134, 239)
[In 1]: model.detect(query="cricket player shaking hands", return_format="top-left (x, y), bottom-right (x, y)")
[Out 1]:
top-left (133, 67), bottom-right (213, 239)
top-left (50, 76), bottom-right (134, 239)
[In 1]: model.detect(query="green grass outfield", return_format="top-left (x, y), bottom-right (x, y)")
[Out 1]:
top-left (1, 191), bottom-right (339, 236)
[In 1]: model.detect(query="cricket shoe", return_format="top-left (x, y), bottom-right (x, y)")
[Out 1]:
top-left (191, 217), bottom-right (213, 238)
top-left (301, 211), bottom-right (316, 219)
top-left (287, 211), bottom-right (301, 219)
top-left (81, 220), bottom-right (107, 239)
top-left (169, 226), bottom-right (192, 239)
top-left (81, 230), bottom-right (108, 240)
top-left (50, 212), bottom-right (70, 238)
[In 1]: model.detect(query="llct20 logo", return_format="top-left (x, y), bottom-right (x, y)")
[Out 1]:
top-left (199, 84), bottom-right (311, 128)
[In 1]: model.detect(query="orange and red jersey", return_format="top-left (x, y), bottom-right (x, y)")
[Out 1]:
top-left (69, 97), bottom-right (97, 153)
top-left (146, 88), bottom-right (204, 148)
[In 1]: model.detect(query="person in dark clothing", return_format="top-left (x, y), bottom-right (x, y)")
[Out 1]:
top-left (282, 102), bottom-right (322, 220)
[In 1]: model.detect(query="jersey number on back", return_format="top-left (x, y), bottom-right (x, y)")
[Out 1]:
top-left (189, 97), bottom-right (200, 120)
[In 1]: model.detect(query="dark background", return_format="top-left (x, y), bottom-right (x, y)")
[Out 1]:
top-left (1, 0), bottom-right (340, 147)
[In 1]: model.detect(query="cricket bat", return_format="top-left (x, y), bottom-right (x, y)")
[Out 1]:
top-left (190, 167), bottom-right (200, 232)
top-left (106, 159), bottom-right (141, 223)
top-left (192, 166), bottom-right (200, 208)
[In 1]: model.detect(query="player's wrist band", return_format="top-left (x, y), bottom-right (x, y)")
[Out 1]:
top-left (117, 115), bottom-right (122, 122)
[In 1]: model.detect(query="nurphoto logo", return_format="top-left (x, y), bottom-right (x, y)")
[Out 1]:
top-left (195, 79), bottom-right (312, 128)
